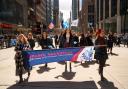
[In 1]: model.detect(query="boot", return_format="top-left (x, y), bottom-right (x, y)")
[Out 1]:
top-left (45, 63), bottom-right (48, 68)
top-left (65, 62), bottom-right (67, 72)
top-left (70, 62), bottom-right (72, 72)
top-left (19, 74), bottom-right (23, 83)
top-left (100, 67), bottom-right (105, 81)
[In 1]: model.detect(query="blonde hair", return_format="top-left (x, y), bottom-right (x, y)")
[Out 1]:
top-left (18, 34), bottom-right (28, 44)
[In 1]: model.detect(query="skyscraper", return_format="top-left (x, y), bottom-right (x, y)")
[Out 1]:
top-left (53, 0), bottom-right (59, 28)
top-left (72, 0), bottom-right (79, 20)
top-left (79, 0), bottom-right (95, 33)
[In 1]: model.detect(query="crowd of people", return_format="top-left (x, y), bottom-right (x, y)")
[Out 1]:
top-left (0, 34), bottom-right (17, 49)
top-left (12, 29), bottom-right (128, 83)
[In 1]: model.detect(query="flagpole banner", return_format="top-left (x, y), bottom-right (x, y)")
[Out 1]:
top-left (22, 47), bottom-right (94, 68)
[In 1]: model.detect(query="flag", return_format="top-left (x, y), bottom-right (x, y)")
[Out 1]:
top-left (71, 47), bottom-right (94, 62)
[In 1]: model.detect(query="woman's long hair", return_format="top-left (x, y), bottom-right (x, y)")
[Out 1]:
top-left (17, 34), bottom-right (28, 44)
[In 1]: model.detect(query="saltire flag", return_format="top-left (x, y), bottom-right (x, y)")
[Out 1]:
top-left (71, 47), bottom-right (94, 62)
top-left (48, 22), bottom-right (54, 29)
top-left (22, 47), bottom-right (94, 68)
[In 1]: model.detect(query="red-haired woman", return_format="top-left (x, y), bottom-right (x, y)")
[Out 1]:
top-left (94, 29), bottom-right (108, 81)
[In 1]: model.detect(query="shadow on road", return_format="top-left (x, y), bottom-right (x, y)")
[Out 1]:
top-left (7, 81), bottom-right (98, 89)
top-left (57, 61), bottom-right (66, 65)
top-left (74, 61), bottom-right (97, 68)
top-left (37, 66), bottom-right (56, 74)
top-left (55, 71), bottom-right (76, 80)
top-left (108, 53), bottom-right (119, 56)
top-left (98, 78), bottom-right (118, 89)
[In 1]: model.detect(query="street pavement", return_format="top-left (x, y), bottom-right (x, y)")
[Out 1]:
top-left (0, 45), bottom-right (128, 89)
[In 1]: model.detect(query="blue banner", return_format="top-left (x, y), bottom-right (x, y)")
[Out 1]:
top-left (22, 48), bottom-right (81, 68)
top-left (22, 47), bottom-right (94, 69)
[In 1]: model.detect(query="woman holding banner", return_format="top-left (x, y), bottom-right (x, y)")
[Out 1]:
top-left (14, 34), bottom-right (31, 83)
top-left (63, 29), bottom-right (73, 72)
top-left (27, 33), bottom-right (35, 50)
top-left (94, 29), bottom-right (108, 81)
top-left (40, 32), bottom-right (54, 68)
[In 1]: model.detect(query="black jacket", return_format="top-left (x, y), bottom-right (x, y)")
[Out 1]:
top-left (40, 38), bottom-right (53, 49)
top-left (28, 39), bottom-right (35, 49)
top-left (71, 35), bottom-right (79, 47)
top-left (94, 36), bottom-right (108, 60)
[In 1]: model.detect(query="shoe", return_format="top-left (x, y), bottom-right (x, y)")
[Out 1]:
top-left (18, 79), bottom-right (23, 84)
top-left (28, 72), bottom-right (30, 77)
top-left (45, 64), bottom-right (48, 68)
top-left (101, 76), bottom-right (105, 81)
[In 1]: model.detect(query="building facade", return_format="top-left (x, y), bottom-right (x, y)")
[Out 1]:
top-left (33, 0), bottom-right (47, 34)
top-left (79, 0), bottom-right (96, 34)
top-left (53, 0), bottom-right (59, 28)
top-left (96, 0), bottom-right (128, 34)
top-left (46, 0), bottom-right (53, 26)
top-left (0, 0), bottom-right (28, 34)
top-left (72, 0), bottom-right (79, 20)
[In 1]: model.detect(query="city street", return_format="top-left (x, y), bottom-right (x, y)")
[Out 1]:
top-left (0, 45), bottom-right (128, 89)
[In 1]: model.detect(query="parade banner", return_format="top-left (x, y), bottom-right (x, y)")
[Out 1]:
top-left (22, 47), bottom-right (94, 68)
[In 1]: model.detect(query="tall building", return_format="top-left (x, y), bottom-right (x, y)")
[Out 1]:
top-left (59, 11), bottom-right (63, 28)
top-left (53, 0), bottom-right (59, 28)
top-left (96, 0), bottom-right (128, 34)
top-left (72, 0), bottom-right (79, 20)
top-left (27, 0), bottom-right (36, 27)
top-left (46, 0), bottom-right (53, 26)
top-left (79, 0), bottom-right (96, 34)
top-left (0, 0), bottom-right (28, 34)
top-left (34, 0), bottom-right (47, 34)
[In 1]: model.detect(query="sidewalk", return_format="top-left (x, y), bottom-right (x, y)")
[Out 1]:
top-left (0, 46), bottom-right (128, 89)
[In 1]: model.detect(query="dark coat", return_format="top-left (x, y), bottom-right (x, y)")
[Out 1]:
top-left (71, 35), bottom-right (79, 47)
top-left (28, 39), bottom-right (35, 49)
top-left (54, 35), bottom-right (59, 45)
top-left (94, 36), bottom-right (108, 60)
top-left (80, 34), bottom-right (85, 46)
top-left (40, 38), bottom-right (53, 49)
top-left (107, 34), bottom-right (114, 48)
top-left (63, 33), bottom-right (73, 48)
top-left (85, 36), bottom-right (94, 46)
top-left (59, 34), bottom-right (65, 48)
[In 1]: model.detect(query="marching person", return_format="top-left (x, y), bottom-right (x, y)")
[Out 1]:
top-left (40, 32), bottom-right (54, 68)
top-left (94, 29), bottom-right (108, 81)
top-left (107, 32), bottom-right (114, 54)
top-left (63, 29), bottom-right (73, 72)
top-left (71, 32), bottom-right (79, 47)
top-left (14, 34), bottom-right (31, 83)
top-left (58, 30), bottom-right (65, 48)
top-left (27, 33), bottom-right (35, 50)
